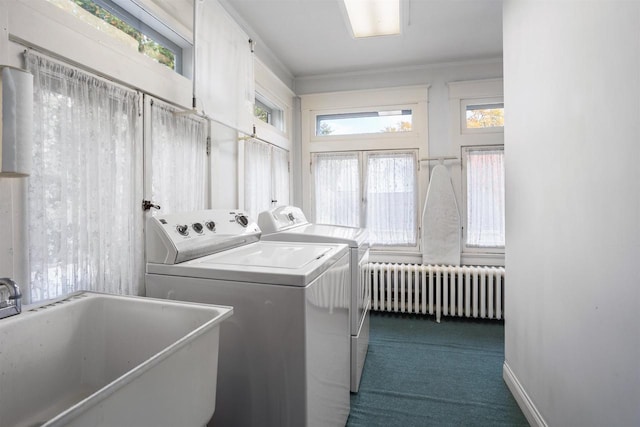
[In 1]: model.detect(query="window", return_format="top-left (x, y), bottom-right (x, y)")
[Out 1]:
top-left (26, 51), bottom-right (143, 303)
top-left (255, 93), bottom-right (284, 131)
top-left (465, 103), bottom-right (504, 129)
top-left (271, 146), bottom-right (291, 209)
top-left (313, 152), bottom-right (361, 227)
top-left (463, 147), bottom-right (505, 250)
top-left (302, 86), bottom-right (427, 254)
top-left (365, 152), bottom-right (417, 245)
top-left (150, 99), bottom-right (208, 214)
top-left (313, 150), bottom-right (417, 247)
top-left (47, 0), bottom-right (184, 73)
top-left (316, 109), bottom-right (412, 136)
top-left (461, 99), bottom-right (504, 132)
top-left (449, 81), bottom-right (504, 263)
top-left (244, 139), bottom-right (290, 219)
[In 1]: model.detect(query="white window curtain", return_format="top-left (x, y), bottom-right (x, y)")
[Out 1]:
top-left (244, 138), bottom-right (272, 219)
top-left (313, 152), bottom-right (361, 227)
top-left (25, 51), bottom-right (143, 304)
top-left (465, 147), bottom-right (505, 248)
top-left (150, 100), bottom-right (208, 214)
top-left (366, 151), bottom-right (417, 246)
top-left (196, 0), bottom-right (254, 134)
top-left (271, 146), bottom-right (290, 207)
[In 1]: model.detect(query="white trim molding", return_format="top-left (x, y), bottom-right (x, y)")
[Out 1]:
top-left (503, 362), bottom-right (548, 427)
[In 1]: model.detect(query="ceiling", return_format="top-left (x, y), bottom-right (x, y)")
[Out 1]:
top-left (220, 0), bottom-right (504, 78)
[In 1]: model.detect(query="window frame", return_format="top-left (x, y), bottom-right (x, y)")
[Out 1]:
top-left (364, 150), bottom-right (419, 249)
top-left (448, 79), bottom-right (504, 266)
top-left (301, 86), bottom-right (429, 260)
top-left (47, 0), bottom-right (189, 75)
top-left (8, 0), bottom-right (193, 107)
top-left (460, 97), bottom-right (505, 134)
top-left (309, 103), bottom-right (418, 144)
top-left (314, 108), bottom-right (413, 137)
top-left (460, 144), bottom-right (505, 255)
top-left (255, 91), bottom-right (285, 131)
top-left (92, 0), bottom-right (185, 73)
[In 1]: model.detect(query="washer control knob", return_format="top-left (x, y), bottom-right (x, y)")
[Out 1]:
top-left (205, 221), bottom-right (216, 231)
top-left (176, 224), bottom-right (189, 236)
top-left (235, 214), bottom-right (249, 227)
top-left (287, 212), bottom-right (295, 222)
top-left (192, 222), bottom-right (204, 234)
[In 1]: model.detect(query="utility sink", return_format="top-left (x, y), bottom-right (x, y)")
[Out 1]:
top-left (0, 291), bottom-right (233, 427)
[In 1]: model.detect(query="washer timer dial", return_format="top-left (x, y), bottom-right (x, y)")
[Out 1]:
top-left (235, 214), bottom-right (249, 227)
top-left (176, 224), bottom-right (189, 236)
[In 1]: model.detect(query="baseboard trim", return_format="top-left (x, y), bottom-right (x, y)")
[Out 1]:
top-left (503, 362), bottom-right (548, 427)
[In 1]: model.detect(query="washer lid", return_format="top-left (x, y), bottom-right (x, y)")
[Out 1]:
top-left (147, 241), bottom-right (349, 286)
top-left (262, 223), bottom-right (369, 248)
top-left (200, 243), bottom-right (332, 269)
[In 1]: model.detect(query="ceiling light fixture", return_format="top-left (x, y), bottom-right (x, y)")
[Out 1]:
top-left (342, 0), bottom-right (401, 38)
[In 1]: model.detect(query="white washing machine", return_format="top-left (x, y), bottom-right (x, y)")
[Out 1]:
top-left (258, 205), bottom-right (370, 393)
top-left (145, 210), bottom-right (351, 427)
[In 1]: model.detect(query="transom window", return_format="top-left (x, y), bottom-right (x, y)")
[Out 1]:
top-left (255, 93), bottom-right (284, 131)
top-left (316, 109), bottom-right (412, 136)
top-left (47, 0), bottom-right (184, 73)
top-left (462, 99), bottom-right (504, 132)
top-left (466, 103), bottom-right (504, 129)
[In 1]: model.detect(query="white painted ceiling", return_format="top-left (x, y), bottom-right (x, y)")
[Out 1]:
top-left (220, 0), bottom-right (503, 78)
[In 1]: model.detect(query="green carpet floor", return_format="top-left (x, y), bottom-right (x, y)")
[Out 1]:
top-left (346, 312), bottom-right (529, 427)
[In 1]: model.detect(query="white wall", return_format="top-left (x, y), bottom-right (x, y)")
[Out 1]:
top-left (210, 122), bottom-right (239, 208)
top-left (503, 2), bottom-right (640, 426)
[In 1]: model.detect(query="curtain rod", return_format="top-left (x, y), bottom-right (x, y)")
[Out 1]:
top-left (419, 156), bottom-right (459, 162)
top-left (173, 108), bottom-right (271, 145)
top-left (172, 107), bottom-right (259, 138)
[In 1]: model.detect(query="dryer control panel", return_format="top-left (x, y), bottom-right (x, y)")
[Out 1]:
top-left (146, 210), bottom-right (261, 264)
top-left (258, 205), bottom-right (309, 234)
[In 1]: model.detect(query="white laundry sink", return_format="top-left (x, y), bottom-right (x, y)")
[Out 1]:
top-left (0, 291), bottom-right (233, 427)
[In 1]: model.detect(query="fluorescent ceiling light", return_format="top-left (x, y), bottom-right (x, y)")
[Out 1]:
top-left (343, 0), bottom-right (400, 38)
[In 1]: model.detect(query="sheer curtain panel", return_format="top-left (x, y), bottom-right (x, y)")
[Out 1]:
top-left (150, 100), bottom-right (208, 214)
top-left (366, 151), bottom-right (417, 245)
top-left (465, 148), bottom-right (505, 247)
top-left (271, 146), bottom-right (290, 207)
top-left (25, 52), bottom-right (143, 303)
top-left (244, 138), bottom-right (272, 219)
top-left (313, 152), bottom-right (360, 227)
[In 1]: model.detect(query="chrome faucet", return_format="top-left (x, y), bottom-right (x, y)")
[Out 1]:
top-left (0, 278), bottom-right (22, 319)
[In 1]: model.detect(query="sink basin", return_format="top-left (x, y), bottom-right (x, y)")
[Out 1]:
top-left (0, 291), bottom-right (233, 427)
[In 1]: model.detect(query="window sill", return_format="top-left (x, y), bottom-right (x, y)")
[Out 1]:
top-left (369, 250), bottom-right (505, 267)
top-left (461, 252), bottom-right (504, 267)
top-left (369, 250), bottom-right (422, 265)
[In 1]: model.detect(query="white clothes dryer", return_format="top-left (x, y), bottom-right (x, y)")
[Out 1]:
top-left (145, 210), bottom-right (350, 427)
top-left (258, 205), bottom-right (370, 392)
